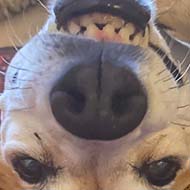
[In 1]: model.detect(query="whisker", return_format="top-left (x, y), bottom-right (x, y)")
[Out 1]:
top-left (150, 44), bottom-right (183, 85)
top-left (6, 33), bottom-right (20, 52)
top-left (7, 106), bottom-right (34, 112)
top-left (6, 27), bottom-right (43, 72)
top-left (0, 56), bottom-right (40, 74)
top-left (166, 81), bottom-right (190, 90)
top-left (22, 8), bottom-right (33, 40)
top-left (36, 0), bottom-right (51, 15)
top-left (35, 25), bottom-right (40, 35)
top-left (155, 62), bottom-right (182, 85)
top-left (157, 68), bottom-right (168, 76)
top-left (154, 74), bottom-right (174, 84)
top-left (171, 121), bottom-right (190, 127)
top-left (4, 87), bottom-right (32, 91)
top-left (177, 105), bottom-right (190, 109)
top-left (178, 48), bottom-right (190, 73)
top-left (14, 78), bottom-right (35, 82)
top-left (160, 64), bottom-right (181, 83)
top-left (168, 35), bottom-right (175, 50)
top-left (163, 76), bottom-right (174, 83)
top-left (157, 0), bottom-right (177, 17)
top-left (168, 86), bottom-right (178, 90)
top-left (183, 78), bottom-right (190, 85)
top-left (156, 52), bottom-right (175, 76)
top-left (6, 14), bottom-right (24, 46)
top-left (176, 62), bottom-right (190, 82)
top-left (161, 88), bottom-right (178, 94)
top-left (0, 71), bottom-right (6, 76)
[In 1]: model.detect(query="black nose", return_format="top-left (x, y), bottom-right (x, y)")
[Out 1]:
top-left (50, 51), bottom-right (147, 140)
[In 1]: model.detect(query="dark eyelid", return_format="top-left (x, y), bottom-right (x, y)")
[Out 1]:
top-left (11, 153), bottom-right (62, 180)
top-left (131, 155), bottom-right (182, 188)
top-left (132, 155), bottom-right (182, 173)
top-left (144, 156), bottom-right (182, 165)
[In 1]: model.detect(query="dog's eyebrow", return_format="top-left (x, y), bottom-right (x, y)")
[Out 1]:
top-left (149, 43), bottom-right (184, 86)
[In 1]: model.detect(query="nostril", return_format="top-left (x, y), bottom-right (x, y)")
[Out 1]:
top-left (51, 90), bottom-right (86, 114)
top-left (111, 92), bottom-right (147, 116)
top-left (112, 92), bottom-right (133, 116)
top-left (51, 90), bottom-right (86, 115)
top-left (111, 89), bottom-right (147, 130)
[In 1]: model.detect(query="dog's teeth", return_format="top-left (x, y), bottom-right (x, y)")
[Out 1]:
top-left (47, 23), bottom-right (58, 32)
top-left (141, 27), bottom-right (149, 47)
top-left (119, 27), bottom-right (131, 44)
top-left (84, 24), bottom-right (99, 38)
top-left (103, 24), bottom-right (115, 39)
top-left (133, 34), bottom-right (141, 46)
top-left (102, 14), bottom-right (116, 24)
top-left (112, 17), bottom-right (125, 29)
top-left (68, 21), bottom-right (80, 34)
top-left (58, 12), bottom-right (149, 47)
top-left (119, 23), bottom-right (136, 44)
top-left (125, 23), bottom-right (135, 37)
top-left (72, 17), bottom-right (80, 25)
top-left (80, 15), bottom-right (93, 26)
top-left (91, 13), bottom-right (109, 24)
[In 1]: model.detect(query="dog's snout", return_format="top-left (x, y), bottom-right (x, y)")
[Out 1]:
top-left (50, 55), bottom-right (147, 140)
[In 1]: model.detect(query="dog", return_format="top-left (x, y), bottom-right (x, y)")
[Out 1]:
top-left (1, 0), bottom-right (190, 189)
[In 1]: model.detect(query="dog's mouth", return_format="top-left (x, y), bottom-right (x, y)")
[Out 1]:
top-left (54, 1), bottom-right (150, 46)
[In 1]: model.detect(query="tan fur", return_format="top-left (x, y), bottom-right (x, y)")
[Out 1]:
top-left (172, 170), bottom-right (190, 190)
top-left (0, 160), bottom-right (22, 190)
top-left (156, 0), bottom-right (190, 42)
top-left (0, 0), bottom-right (38, 20)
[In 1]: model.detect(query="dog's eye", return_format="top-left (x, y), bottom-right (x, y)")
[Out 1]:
top-left (12, 156), bottom-right (46, 184)
top-left (140, 157), bottom-right (181, 187)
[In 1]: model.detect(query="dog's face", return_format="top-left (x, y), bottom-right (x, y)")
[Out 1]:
top-left (1, 0), bottom-right (190, 189)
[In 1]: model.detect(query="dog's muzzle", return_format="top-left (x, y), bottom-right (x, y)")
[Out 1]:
top-left (49, 39), bottom-right (148, 141)
top-left (47, 0), bottom-right (151, 141)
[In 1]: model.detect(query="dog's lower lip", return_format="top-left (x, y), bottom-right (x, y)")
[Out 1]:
top-left (55, 1), bottom-right (150, 31)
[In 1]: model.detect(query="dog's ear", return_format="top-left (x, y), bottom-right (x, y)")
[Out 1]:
top-left (156, 0), bottom-right (190, 43)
